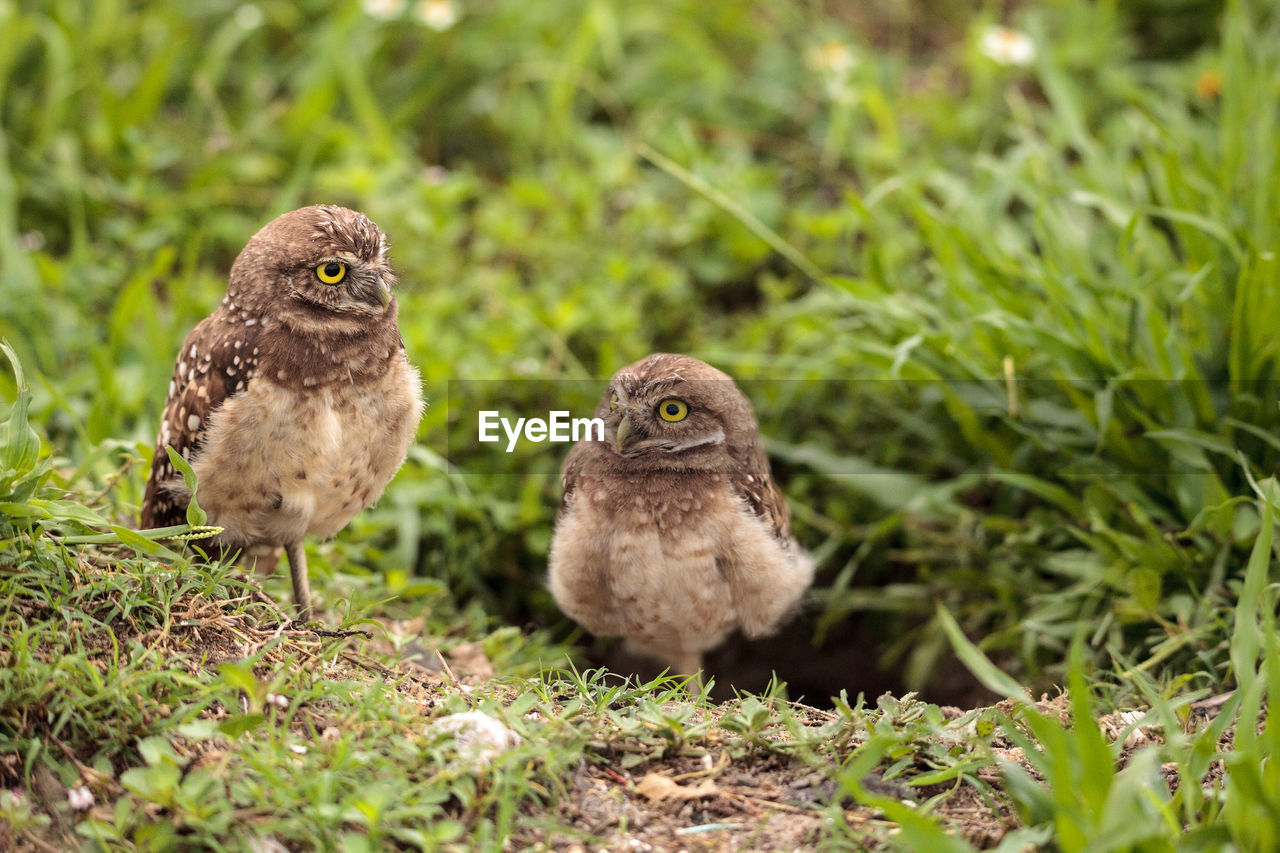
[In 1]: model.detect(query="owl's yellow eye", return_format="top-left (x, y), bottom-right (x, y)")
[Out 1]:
top-left (315, 261), bottom-right (347, 284)
top-left (657, 399), bottom-right (688, 422)
top-left (609, 392), bottom-right (619, 411)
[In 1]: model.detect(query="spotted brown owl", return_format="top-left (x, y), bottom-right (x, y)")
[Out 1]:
top-left (140, 205), bottom-right (424, 620)
top-left (548, 354), bottom-right (814, 677)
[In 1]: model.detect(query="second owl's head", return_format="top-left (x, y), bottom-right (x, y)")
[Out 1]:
top-left (227, 204), bottom-right (398, 334)
top-left (601, 353), bottom-right (758, 471)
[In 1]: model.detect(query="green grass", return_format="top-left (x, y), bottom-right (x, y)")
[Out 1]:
top-left (4, 0), bottom-right (1280, 848)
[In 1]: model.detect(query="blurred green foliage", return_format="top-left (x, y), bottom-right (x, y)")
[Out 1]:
top-left (2, 0), bottom-right (1278, 695)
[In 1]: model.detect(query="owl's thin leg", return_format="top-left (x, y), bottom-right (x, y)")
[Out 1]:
top-left (669, 652), bottom-right (704, 692)
top-left (284, 540), bottom-right (313, 622)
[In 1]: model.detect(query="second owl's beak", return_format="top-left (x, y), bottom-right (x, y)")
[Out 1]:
top-left (615, 414), bottom-right (637, 452)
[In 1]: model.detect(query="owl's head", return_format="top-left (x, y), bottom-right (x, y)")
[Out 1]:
top-left (227, 204), bottom-right (398, 335)
top-left (599, 354), bottom-right (758, 471)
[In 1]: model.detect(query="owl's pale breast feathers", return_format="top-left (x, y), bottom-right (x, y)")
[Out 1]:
top-left (187, 356), bottom-right (421, 547)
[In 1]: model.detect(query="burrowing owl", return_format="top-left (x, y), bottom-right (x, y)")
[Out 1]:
top-left (549, 354), bottom-right (813, 677)
top-left (140, 205), bottom-right (424, 620)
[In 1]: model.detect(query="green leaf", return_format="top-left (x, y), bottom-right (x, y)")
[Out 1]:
top-left (0, 341), bottom-right (41, 485)
top-left (936, 603), bottom-right (1029, 702)
top-left (0, 501), bottom-right (48, 518)
top-left (27, 498), bottom-right (111, 528)
top-left (218, 712), bottom-right (266, 738)
top-left (120, 763), bottom-right (181, 802)
top-left (109, 525), bottom-right (182, 560)
top-left (1230, 486), bottom-right (1274, 687)
top-left (138, 736), bottom-right (183, 768)
top-left (165, 445), bottom-right (208, 527)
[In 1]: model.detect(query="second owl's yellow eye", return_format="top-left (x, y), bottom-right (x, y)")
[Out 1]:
top-left (657, 399), bottom-right (688, 422)
top-left (609, 392), bottom-right (619, 411)
top-left (315, 261), bottom-right (347, 284)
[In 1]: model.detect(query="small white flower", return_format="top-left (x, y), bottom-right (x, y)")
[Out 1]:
top-left (422, 164), bottom-right (449, 185)
top-left (234, 4), bottom-right (263, 30)
top-left (415, 0), bottom-right (459, 31)
top-left (807, 40), bottom-right (856, 76)
top-left (289, 744), bottom-right (308, 755)
top-left (429, 711), bottom-right (520, 766)
top-left (266, 692), bottom-right (289, 709)
top-left (979, 26), bottom-right (1035, 67)
top-left (67, 786), bottom-right (94, 811)
top-left (806, 41), bottom-right (857, 100)
top-left (363, 0), bottom-right (405, 21)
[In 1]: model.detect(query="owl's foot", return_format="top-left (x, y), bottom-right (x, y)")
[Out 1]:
top-left (233, 543), bottom-right (283, 577)
top-left (284, 540), bottom-right (313, 622)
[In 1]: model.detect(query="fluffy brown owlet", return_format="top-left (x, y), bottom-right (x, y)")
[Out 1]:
top-left (140, 205), bottom-right (424, 620)
top-left (548, 353), bottom-right (814, 677)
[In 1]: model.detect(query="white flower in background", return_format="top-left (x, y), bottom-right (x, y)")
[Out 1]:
top-left (806, 40), bottom-right (857, 100)
top-left (421, 164), bottom-right (449, 185)
top-left (979, 26), bottom-right (1035, 67)
top-left (428, 711), bottom-right (520, 766)
top-left (363, 0), bottom-right (405, 21)
top-left (234, 4), bottom-right (263, 30)
top-left (807, 40), bottom-right (856, 76)
top-left (415, 0), bottom-right (459, 31)
top-left (67, 786), bottom-right (94, 811)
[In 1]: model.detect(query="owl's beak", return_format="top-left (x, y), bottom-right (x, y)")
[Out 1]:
top-left (375, 279), bottom-right (392, 310)
top-left (615, 414), bottom-right (637, 452)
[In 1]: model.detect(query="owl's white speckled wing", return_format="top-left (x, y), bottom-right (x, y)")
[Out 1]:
top-left (728, 442), bottom-right (793, 544)
top-left (140, 315), bottom-right (262, 529)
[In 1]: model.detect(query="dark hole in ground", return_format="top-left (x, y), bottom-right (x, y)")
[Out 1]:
top-left (587, 608), bottom-right (998, 710)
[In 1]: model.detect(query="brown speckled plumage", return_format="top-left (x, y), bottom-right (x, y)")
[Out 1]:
top-left (549, 354), bottom-right (813, 677)
top-left (141, 205), bottom-right (424, 619)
